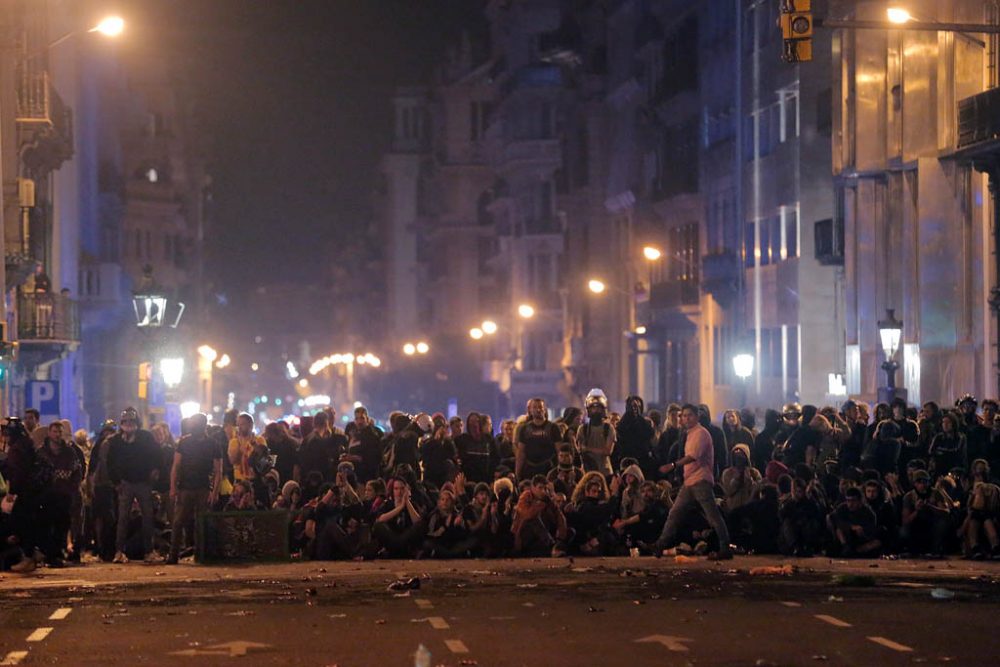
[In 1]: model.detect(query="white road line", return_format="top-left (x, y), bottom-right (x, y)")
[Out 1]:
top-left (445, 640), bottom-right (469, 654)
top-left (49, 608), bottom-right (73, 620)
top-left (0, 652), bottom-right (29, 666)
top-left (780, 601), bottom-right (802, 607)
top-left (814, 614), bottom-right (852, 628)
top-left (426, 616), bottom-right (449, 630)
top-left (26, 627), bottom-right (53, 642)
top-left (414, 598), bottom-right (434, 610)
top-left (868, 636), bottom-right (914, 652)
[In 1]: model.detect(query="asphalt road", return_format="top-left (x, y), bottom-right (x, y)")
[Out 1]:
top-left (2, 558), bottom-right (1000, 666)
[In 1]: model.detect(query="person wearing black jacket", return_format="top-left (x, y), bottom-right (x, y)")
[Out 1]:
top-left (1, 418), bottom-right (44, 571)
top-left (106, 407), bottom-right (160, 563)
top-left (698, 404), bottom-right (729, 479)
top-left (752, 409), bottom-right (781, 473)
top-left (615, 396), bottom-right (656, 478)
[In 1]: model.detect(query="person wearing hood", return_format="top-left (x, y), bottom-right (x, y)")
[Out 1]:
top-left (722, 410), bottom-right (754, 451)
top-left (614, 463), bottom-right (647, 521)
top-left (752, 409), bottom-right (781, 472)
top-left (838, 400), bottom-right (867, 471)
top-left (783, 405), bottom-right (822, 468)
top-left (698, 404), bottom-right (729, 479)
top-left (454, 412), bottom-right (496, 484)
top-left (721, 444), bottom-right (761, 514)
top-left (615, 395), bottom-right (656, 477)
top-left (167, 413), bottom-right (221, 565)
top-left (275, 480), bottom-right (302, 510)
top-left (386, 413), bottom-right (426, 475)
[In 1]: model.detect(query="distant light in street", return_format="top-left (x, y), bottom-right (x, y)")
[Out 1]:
top-left (481, 320), bottom-right (498, 335)
top-left (469, 327), bottom-right (484, 340)
top-left (588, 279), bottom-right (606, 294)
top-left (197, 345), bottom-right (217, 362)
top-left (353, 401), bottom-right (364, 409)
top-left (416, 341), bottom-right (429, 354)
top-left (90, 15), bottom-right (125, 37)
top-left (518, 304), bottom-right (535, 319)
top-left (298, 378), bottom-right (308, 388)
top-left (274, 398), bottom-right (283, 406)
top-left (357, 352), bottom-right (381, 367)
top-left (215, 354), bottom-right (231, 369)
top-left (179, 401), bottom-right (200, 419)
top-left (160, 357), bottom-right (184, 389)
top-left (642, 246), bottom-right (662, 261)
top-left (635, 325), bottom-right (647, 335)
top-left (303, 394), bottom-right (331, 408)
top-left (886, 7), bottom-right (912, 24)
top-left (286, 361), bottom-right (299, 378)
top-left (403, 343), bottom-right (416, 356)
top-left (250, 362), bottom-right (259, 372)
top-left (732, 353), bottom-right (755, 380)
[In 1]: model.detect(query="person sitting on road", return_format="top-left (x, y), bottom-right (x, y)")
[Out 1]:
top-left (863, 479), bottom-right (899, 553)
top-left (547, 444), bottom-right (584, 496)
top-left (420, 489), bottom-right (473, 558)
top-left (372, 477), bottom-right (426, 558)
top-left (224, 480), bottom-right (256, 511)
top-left (564, 472), bottom-right (616, 556)
top-left (900, 470), bottom-right (951, 557)
top-left (827, 486), bottom-right (881, 557)
top-left (511, 476), bottom-right (567, 557)
top-left (779, 477), bottom-right (824, 557)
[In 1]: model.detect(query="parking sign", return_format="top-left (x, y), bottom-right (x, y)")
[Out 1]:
top-left (26, 381), bottom-right (60, 423)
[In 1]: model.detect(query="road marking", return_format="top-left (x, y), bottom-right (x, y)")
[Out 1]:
top-left (0, 652), bottom-right (28, 666)
top-left (169, 641), bottom-right (271, 658)
top-left (411, 616), bottom-right (450, 629)
top-left (445, 640), bottom-right (469, 654)
top-left (634, 635), bottom-right (694, 652)
top-left (26, 627), bottom-right (53, 642)
top-left (868, 636), bottom-right (913, 652)
top-left (49, 608), bottom-right (73, 620)
top-left (780, 601), bottom-right (802, 607)
top-left (814, 614), bottom-right (852, 628)
top-left (414, 598), bottom-right (434, 610)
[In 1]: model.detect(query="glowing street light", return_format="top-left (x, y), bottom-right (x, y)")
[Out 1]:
top-left (886, 7), bottom-right (912, 24)
top-left (403, 343), bottom-right (416, 356)
top-left (518, 304), bottom-right (535, 319)
top-left (179, 401), bottom-right (201, 419)
top-left (197, 345), bottom-right (217, 362)
top-left (90, 15), bottom-right (125, 36)
top-left (588, 279), bottom-right (607, 294)
top-left (732, 353), bottom-right (755, 381)
top-left (635, 325), bottom-right (647, 335)
top-left (469, 327), bottom-right (484, 340)
top-left (416, 341), bottom-right (429, 354)
top-left (642, 246), bottom-right (662, 261)
top-left (481, 320), bottom-right (498, 335)
top-left (160, 357), bottom-right (185, 389)
top-left (215, 353), bottom-right (231, 369)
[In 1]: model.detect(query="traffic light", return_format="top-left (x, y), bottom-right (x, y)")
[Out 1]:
top-left (779, 0), bottom-right (813, 63)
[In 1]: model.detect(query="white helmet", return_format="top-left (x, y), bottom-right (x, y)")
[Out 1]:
top-left (414, 413), bottom-right (433, 434)
top-left (585, 388), bottom-right (609, 409)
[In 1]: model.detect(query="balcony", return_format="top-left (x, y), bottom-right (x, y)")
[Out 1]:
top-left (701, 251), bottom-right (740, 304)
top-left (958, 87), bottom-right (1000, 150)
top-left (18, 293), bottom-right (80, 345)
top-left (498, 138), bottom-right (561, 173)
top-left (649, 279), bottom-right (699, 310)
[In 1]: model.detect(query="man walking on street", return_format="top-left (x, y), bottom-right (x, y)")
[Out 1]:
top-left (167, 413), bottom-right (221, 564)
top-left (652, 404), bottom-right (733, 559)
top-left (107, 408), bottom-right (159, 563)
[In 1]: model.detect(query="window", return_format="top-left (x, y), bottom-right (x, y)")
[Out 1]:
top-left (779, 87), bottom-right (800, 142)
top-left (816, 87), bottom-right (832, 136)
top-left (470, 101), bottom-right (490, 141)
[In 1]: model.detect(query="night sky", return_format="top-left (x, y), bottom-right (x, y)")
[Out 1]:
top-left (124, 0), bottom-right (486, 294)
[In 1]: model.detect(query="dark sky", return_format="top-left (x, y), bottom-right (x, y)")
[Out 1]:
top-left (124, 0), bottom-right (486, 293)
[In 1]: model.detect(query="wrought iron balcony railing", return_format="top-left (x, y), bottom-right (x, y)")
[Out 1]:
top-left (18, 293), bottom-right (80, 344)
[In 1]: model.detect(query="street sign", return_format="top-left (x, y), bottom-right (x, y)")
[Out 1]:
top-left (25, 381), bottom-right (59, 422)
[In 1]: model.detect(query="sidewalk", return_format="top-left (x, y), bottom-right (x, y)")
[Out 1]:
top-left (3, 554), bottom-right (998, 592)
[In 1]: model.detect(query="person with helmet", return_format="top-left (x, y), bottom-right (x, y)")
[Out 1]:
top-left (86, 419), bottom-right (119, 561)
top-left (106, 407), bottom-right (160, 563)
top-left (167, 413), bottom-right (221, 564)
top-left (578, 389), bottom-right (615, 475)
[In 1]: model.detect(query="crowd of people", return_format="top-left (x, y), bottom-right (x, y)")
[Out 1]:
top-left (3, 389), bottom-right (1000, 571)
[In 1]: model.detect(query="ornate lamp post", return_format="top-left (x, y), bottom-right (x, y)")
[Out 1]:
top-left (877, 308), bottom-right (905, 404)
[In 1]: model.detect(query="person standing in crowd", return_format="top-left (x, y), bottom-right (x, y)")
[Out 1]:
top-left (37, 421), bottom-right (82, 567)
top-left (514, 399), bottom-right (561, 481)
top-left (86, 420), bottom-right (118, 562)
top-left (652, 404), bottom-right (732, 560)
top-left (929, 412), bottom-right (967, 477)
top-left (343, 406), bottom-right (384, 483)
top-left (722, 410), bottom-right (754, 452)
top-left (107, 408), bottom-right (159, 564)
top-left (577, 389), bottom-right (615, 475)
top-left (454, 412), bottom-right (495, 484)
top-left (616, 395), bottom-right (656, 478)
top-left (299, 412), bottom-right (345, 483)
top-left (167, 413), bottom-right (221, 564)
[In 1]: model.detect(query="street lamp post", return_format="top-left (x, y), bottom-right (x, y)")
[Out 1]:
top-left (877, 308), bottom-right (905, 404)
